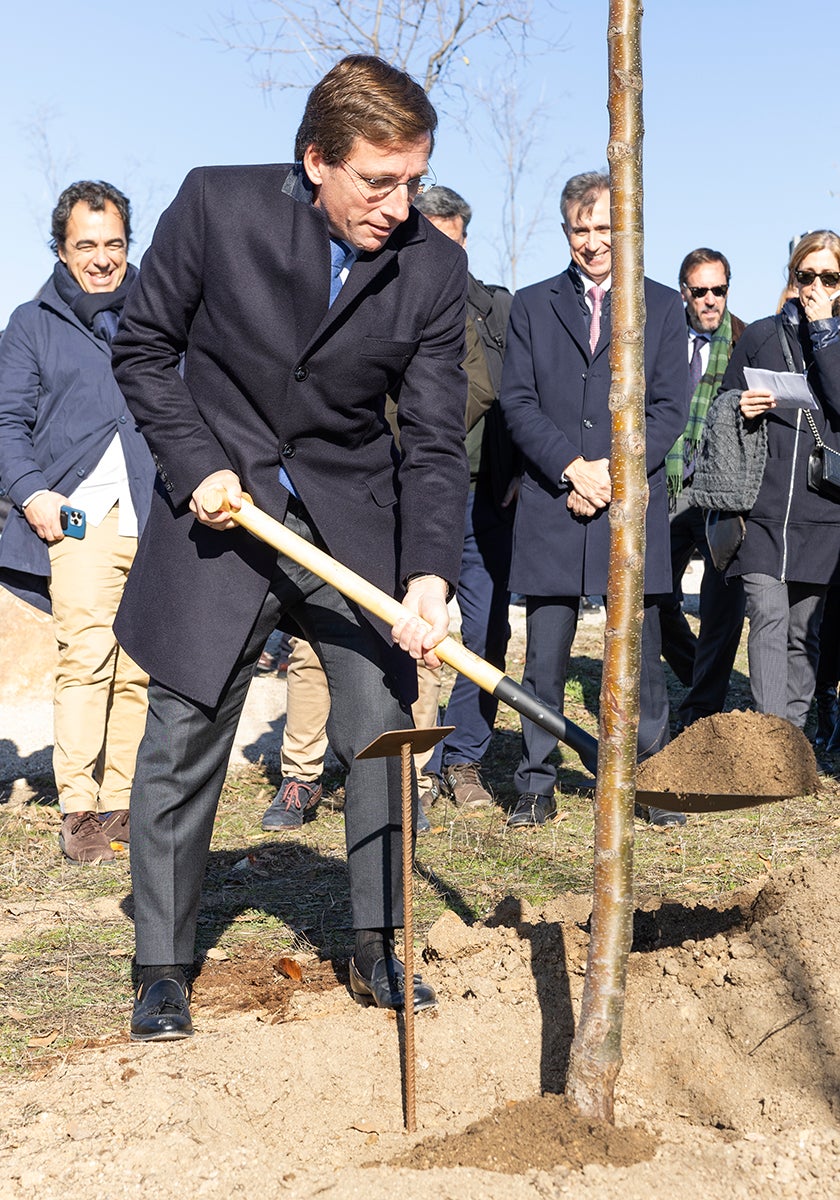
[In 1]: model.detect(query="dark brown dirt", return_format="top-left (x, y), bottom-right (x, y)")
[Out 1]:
top-left (393, 1093), bottom-right (657, 1173)
top-left (193, 950), bottom-right (344, 1019)
top-left (637, 710), bottom-right (820, 799)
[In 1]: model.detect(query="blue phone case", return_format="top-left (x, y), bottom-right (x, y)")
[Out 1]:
top-left (59, 506), bottom-right (86, 539)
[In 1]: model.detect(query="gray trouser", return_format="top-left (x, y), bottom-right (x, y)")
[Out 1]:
top-left (131, 502), bottom-right (414, 966)
top-left (741, 572), bottom-right (827, 729)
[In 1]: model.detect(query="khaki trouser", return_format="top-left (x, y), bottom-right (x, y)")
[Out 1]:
top-left (47, 506), bottom-right (149, 814)
top-left (281, 636), bottom-right (443, 796)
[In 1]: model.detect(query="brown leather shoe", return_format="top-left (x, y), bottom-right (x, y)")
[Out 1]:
top-left (59, 811), bottom-right (116, 863)
top-left (443, 762), bottom-right (493, 808)
top-left (99, 810), bottom-right (130, 845)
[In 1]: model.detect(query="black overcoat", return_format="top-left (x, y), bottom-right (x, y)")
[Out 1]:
top-left (500, 268), bottom-right (689, 597)
top-left (721, 307), bottom-right (840, 585)
top-left (111, 164), bottom-right (469, 708)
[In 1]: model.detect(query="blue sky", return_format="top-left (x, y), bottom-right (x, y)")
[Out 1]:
top-left (1, 1), bottom-right (837, 329)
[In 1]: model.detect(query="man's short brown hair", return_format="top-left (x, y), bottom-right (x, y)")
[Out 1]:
top-left (50, 180), bottom-right (131, 255)
top-left (560, 171), bottom-right (610, 225)
top-left (294, 54), bottom-right (437, 164)
top-left (678, 247), bottom-right (731, 288)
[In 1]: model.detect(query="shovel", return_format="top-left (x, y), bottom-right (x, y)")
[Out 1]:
top-left (202, 489), bottom-right (788, 814)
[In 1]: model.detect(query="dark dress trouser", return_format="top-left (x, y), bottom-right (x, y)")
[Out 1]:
top-left (130, 501), bottom-right (413, 967)
top-left (514, 595), bottom-right (670, 798)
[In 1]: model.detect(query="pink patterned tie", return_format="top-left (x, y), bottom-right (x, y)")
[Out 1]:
top-left (588, 284), bottom-right (605, 353)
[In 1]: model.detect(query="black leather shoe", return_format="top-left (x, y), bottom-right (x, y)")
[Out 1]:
top-left (130, 978), bottom-right (194, 1042)
top-left (506, 792), bottom-right (557, 828)
top-left (635, 802), bottom-right (687, 827)
top-left (349, 956), bottom-right (437, 1012)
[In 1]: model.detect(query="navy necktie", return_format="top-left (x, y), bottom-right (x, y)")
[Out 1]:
top-left (329, 240), bottom-right (350, 305)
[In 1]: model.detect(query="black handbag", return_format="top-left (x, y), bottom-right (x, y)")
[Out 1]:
top-left (805, 410), bottom-right (840, 501)
top-left (705, 510), bottom-right (746, 573)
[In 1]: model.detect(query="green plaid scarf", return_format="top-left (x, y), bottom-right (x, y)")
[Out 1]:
top-left (666, 308), bottom-right (735, 503)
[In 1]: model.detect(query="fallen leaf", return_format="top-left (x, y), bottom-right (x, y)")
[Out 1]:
top-left (107, 949), bottom-right (132, 958)
top-left (665, 844), bottom-right (683, 855)
top-left (6, 1008), bottom-right (27, 1021)
top-left (205, 947), bottom-right (229, 962)
top-left (276, 957), bottom-right (303, 982)
top-left (27, 1031), bottom-right (59, 1048)
top-left (1, 952), bottom-right (26, 963)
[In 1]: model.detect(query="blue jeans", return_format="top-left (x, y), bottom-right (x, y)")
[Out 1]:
top-left (427, 486), bottom-right (512, 773)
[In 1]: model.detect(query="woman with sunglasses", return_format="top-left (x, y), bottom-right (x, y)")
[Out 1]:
top-left (716, 230), bottom-right (840, 730)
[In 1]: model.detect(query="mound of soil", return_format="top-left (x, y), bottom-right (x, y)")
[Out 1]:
top-left (637, 710), bottom-right (820, 799)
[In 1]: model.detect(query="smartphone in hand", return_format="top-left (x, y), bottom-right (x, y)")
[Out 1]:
top-left (59, 506), bottom-right (86, 539)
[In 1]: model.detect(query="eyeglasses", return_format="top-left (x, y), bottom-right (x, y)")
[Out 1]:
top-left (340, 160), bottom-right (436, 203)
top-left (794, 269), bottom-right (840, 288)
top-left (684, 285), bottom-right (728, 299)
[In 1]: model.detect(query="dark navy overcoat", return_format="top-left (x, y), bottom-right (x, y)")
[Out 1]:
top-left (111, 164), bottom-right (469, 708)
top-left (500, 268), bottom-right (689, 597)
top-left (0, 273), bottom-right (154, 612)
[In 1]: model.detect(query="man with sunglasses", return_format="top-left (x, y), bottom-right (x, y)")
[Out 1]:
top-left (110, 55), bottom-right (469, 1040)
top-left (660, 249), bottom-right (747, 731)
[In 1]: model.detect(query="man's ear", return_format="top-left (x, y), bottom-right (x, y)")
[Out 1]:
top-left (303, 145), bottom-right (325, 186)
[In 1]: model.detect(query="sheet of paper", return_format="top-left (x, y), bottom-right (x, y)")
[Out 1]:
top-left (743, 367), bottom-right (818, 410)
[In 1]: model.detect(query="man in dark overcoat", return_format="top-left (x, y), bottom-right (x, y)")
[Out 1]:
top-left (500, 170), bottom-right (689, 828)
top-left (111, 55), bottom-right (469, 1040)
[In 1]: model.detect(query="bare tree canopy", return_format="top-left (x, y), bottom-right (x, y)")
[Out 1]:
top-left (212, 0), bottom-right (540, 98)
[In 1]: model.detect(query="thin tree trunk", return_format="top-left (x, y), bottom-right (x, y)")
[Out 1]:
top-left (565, 0), bottom-right (646, 1123)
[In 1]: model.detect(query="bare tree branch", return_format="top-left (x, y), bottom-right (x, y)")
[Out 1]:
top-left (565, 0), bottom-right (646, 1124)
top-left (210, 0), bottom-right (539, 103)
top-left (473, 73), bottom-right (567, 288)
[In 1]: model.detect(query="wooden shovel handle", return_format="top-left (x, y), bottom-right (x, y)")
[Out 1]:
top-left (201, 487), bottom-right (600, 776)
top-left (201, 488), bottom-right (506, 695)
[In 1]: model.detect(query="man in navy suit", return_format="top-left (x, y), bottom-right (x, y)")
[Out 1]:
top-left (111, 55), bottom-right (469, 1040)
top-left (500, 171), bottom-right (689, 829)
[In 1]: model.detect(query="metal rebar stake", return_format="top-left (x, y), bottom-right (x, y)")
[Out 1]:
top-left (356, 724), bottom-right (453, 1132)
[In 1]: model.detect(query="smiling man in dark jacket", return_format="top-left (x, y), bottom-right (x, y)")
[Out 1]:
top-left (500, 170), bottom-right (689, 829)
top-left (0, 181), bottom-right (154, 864)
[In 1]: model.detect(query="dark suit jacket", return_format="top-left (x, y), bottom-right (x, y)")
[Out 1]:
top-left (500, 267), bottom-right (689, 596)
top-left (111, 164), bottom-right (469, 708)
top-left (0, 271), bottom-right (154, 612)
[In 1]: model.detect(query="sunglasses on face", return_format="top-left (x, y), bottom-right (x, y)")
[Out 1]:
top-left (794, 270), bottom-right (840, 288)
top-left (685, 285), bottom-right (728, 298)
